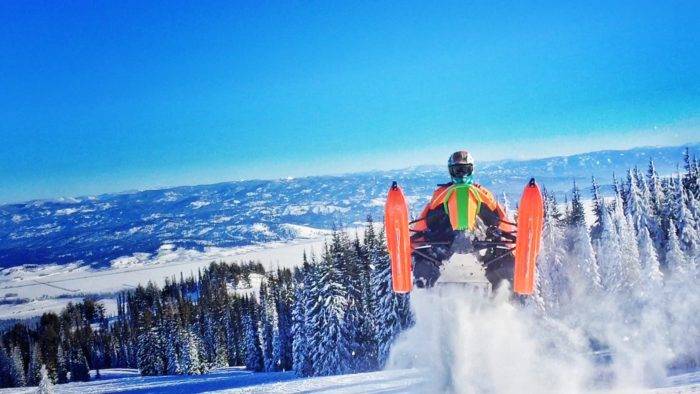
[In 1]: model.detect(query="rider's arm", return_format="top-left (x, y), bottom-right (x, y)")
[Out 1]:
top-left (474, 185), bottom-right (512, 232)
top-left (410, 185), bottom-right (450, 233)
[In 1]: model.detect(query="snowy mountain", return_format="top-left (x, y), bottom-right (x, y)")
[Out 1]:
top-left (0, 143), bottom-right (697, 268)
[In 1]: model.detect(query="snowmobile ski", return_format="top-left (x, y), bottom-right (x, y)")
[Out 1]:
top-left (385, 181), bottom-right (412, 293)
top-left (513, 178), bottom-right (544, 295)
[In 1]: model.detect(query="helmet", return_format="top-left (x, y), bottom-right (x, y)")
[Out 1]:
top-left (448, 151), bottom-right (474, 181)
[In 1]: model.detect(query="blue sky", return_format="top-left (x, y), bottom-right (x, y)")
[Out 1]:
top-left (1, 1), bottom-right (699, 204)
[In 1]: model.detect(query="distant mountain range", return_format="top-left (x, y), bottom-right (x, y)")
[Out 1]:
top-left (1, 143), bottom-right (697, 268)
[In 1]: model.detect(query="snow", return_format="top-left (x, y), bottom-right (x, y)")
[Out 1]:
top-left (0, 226), bottom-right (362, 319)
top-left (190, 200), bottom-right (211, 209)
top-left (278, 223), bottom-right (331, 239)
top-left (55, 207), bottom-right (80, 216)
top-left (0, 366), bottom-right (697, 393)
top-left (0, 296), bottom-right (117, 321)
top-left (250, 223), bottom-right (275, 236)
top-left (11, 214), bottom-right (27, 223)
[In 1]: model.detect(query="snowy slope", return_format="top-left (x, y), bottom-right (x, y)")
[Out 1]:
top-left (1, 144), bottom-right (696, 269)
top-left (0, 366), bottom-right (696, 393)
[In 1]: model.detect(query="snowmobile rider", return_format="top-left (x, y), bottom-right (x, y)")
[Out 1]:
top-left (410, 151), bottom-right (516, 289)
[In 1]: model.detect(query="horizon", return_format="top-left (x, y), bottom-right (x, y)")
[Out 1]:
top-left (2, 1), bottom-right (699, 203)
top-left (3, 141), bottom-right (697, 206)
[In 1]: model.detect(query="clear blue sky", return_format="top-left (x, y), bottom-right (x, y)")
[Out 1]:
top-left (1, 1), bottom-right (699, 204)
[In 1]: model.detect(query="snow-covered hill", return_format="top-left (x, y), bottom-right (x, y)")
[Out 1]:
top-left (0, 144), bottom-right (696, 269)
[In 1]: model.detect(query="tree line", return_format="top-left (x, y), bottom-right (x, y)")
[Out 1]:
top-left (532, 149), bottom-right (699, 370)
top-left (0, 220), bottom-right (413, 388)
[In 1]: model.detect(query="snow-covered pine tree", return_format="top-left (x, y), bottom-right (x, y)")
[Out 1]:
top-left (665, 219), bottom-right (690, 280)
top-left (178, 328), bottom-right (204, 375)
top-left (611, 190), bottom-right (642, 293)
top-left (274, 272), bottom-right (294, 371)
top-left (137, 327), bottom-right (164, 376)
top-left (352, 227), bottom-right (379, 372)
top-left (310, 243), bottom-right (351, 376)
top-left (10, 346), bottom-right (26, 387)
top-left (69, 346), bottom-right (90, 382)
top-left (335, 230), bottom-right (366, 373)
top-left (660, 175), bottom-right (680, 242)
top-left (637, 226), bottom-right (663, 297)
top-left (26, 343), bottom-right (42, 386)
top-left (625, 169), bottom-right (656, 238)
top-left (535, 191), bottom-right (570, 314)
top-left (647, 160), bottom-right (665, 221)
top-left (0, 345), bottom-right (10, 388)
top-left (567, 181), bottom-right (586, 227)
top-left (566, 199), bottom-right (602, 295)
top-left (676, 185), bottom-right (699, 270)
top-left (370, 230), bottom-right (412, 368)
top-left (164, 324), bottom-right (182, 375)
top-left (291, 262), bottom-right (311, 376)
top-left (55, 343), bottom-right (68, 384)
top-left (682, 147), bottom-right (699, 196)
top-left (224, 303), bottom-right (239, 367)
top-left (242, 303), bottom-right (263, 372)
top-left (257, 280), bottom-right (281, 372)
top-left (37, 365), bottom-right (54, 394)
top-left (590, 176), bottom-right (604, 240)
top-left (594, 204), bottom-right (627, 294)
top-left (303, 253), bottom-right (323, 375)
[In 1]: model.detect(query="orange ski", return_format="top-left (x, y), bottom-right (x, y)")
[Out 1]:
top-left (513, 178), bottom-right (544, 295)
top-left (385, 182), bottom-right (412, 293)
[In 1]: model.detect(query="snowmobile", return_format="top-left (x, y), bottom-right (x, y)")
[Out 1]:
top-left (384, 178), bottom-right (544, 295)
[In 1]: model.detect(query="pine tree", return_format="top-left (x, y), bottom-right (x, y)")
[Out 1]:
top-left (137, 327), bottom-right (164, 376)
top-left (37, 365), bottom-right (54, 394)
top-left (243, 305), bottom-right (263, 372)
top-left (625, 169), bottom-right (657, 238)
top-left (370, 231), bottom-right (412, 369)
top-left (291, 264), bottom-right (311, 376)
top-left (611, 191), bottom-right (642, 293)
top-left (647, 160), bottom-right (664, 217)
top-left (303, 254), bottom-right (323, 375)
top-left (637, 226), bottom-right (663, 297)
top-left (179, 328), bottom-right (204, 375)
top-left (55, 343), bottom-right (68, 384)
top-left (567, 219), bottom-right (602, 294)
top-left (165, 329), bottom-right (182, 375)
top-left (536, 194), bottom-right (570, 314)
top-left (568, 181), bottom-right (586, 227)
top-left (275, 274), bottom-right (294, 372)
top-left (10, 346), bottom-right (26, 387)
top-left (69, 346), bottom-right (90, 382)
top-left (352, 228), bottom-right (379, 372)
top-left (257, 281), bottom-right (281, 372)
top-left (336, 231), bottom-right (366, 373)
top-left (590, 176), bottom-right (604, 240)
top-left (594, 206), bottom-right (627, 294)
top-left (677, 188), bottom-right (699, 269)
top-left (665, 220), bottom-right (689, 279)
top-left (310, 244), bottom-right (351, 376)
top-left (682, 147), bottom-right (699, 196)
top-left (27, 343), bottom-right (42, 386)
top-left (566, 180), bottom-right (601, 293)
top-left (0, 345), bottom-right (13, 388)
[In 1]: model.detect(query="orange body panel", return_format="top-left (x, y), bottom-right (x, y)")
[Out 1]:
top-left (513, 181), bottom-right (544, 295)
top-left (385, 185), bottom-right (413, 293)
